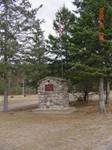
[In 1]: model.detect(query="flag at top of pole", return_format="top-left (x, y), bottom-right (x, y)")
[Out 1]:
top-left (58, 18), bottom-right (63, 36)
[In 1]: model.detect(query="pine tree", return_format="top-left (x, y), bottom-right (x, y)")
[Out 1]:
top-left (46, 5), bottom-right (76, 78)
top-left (0, 0), bottom-right (42, 111)
top-left (0, 0), bottom-right (19, 111)
top-left (24, 19), bottom-right (48, 93)
top-left (70, 0), bottom-right (112, 113)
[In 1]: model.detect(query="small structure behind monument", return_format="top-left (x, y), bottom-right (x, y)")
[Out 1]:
top-left (38, 77), bottom-right (69, 109)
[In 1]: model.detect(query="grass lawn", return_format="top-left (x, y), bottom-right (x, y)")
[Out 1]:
top-left (0, 97), bottom-right (112, 150)
top-left (0, 95), bottom-right (37, 105)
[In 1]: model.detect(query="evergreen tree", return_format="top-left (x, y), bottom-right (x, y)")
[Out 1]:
top-left (0, 0), bottom-right (43, 111)
top-left (24, 19), bottom-right (48, 93)
top-left (46, 5), bottom-right (76, 78)
top-left (70, 0), bottom-right (112, 113)
top-left (0, 0), bottom-right (20, 111)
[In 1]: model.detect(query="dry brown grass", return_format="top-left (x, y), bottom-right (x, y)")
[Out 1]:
top-left (0, 95), bottom-right (37, 105)
top-left (0, 98), bottom-right (112, 150)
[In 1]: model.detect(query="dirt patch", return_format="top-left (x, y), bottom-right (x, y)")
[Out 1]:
top-left (0, 100), bottom-right (112, 150)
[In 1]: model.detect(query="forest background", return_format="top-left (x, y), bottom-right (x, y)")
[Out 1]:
top-left (0, 0), bottom-right (112, 112)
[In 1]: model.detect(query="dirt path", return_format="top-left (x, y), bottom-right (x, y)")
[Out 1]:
top-left (0, 101), bottom-right (37, 111)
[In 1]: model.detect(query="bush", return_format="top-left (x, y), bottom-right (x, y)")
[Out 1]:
top-left (0, 83), bottom-right (4, 94)
top-left (10, 87), bottom-right (22, 95)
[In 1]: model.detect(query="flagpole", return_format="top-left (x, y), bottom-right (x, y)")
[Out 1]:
top-left (59, 17), bottom-right (64, 78)
top-left (60, 37), bottom-right (64, 79)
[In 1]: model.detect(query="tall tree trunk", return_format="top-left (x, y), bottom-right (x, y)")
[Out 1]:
top-left (22, 78), bottom-right (25, 97)
top-left (98, 77), bottom-right (106, 113)
top-left (4, 79), bottom-right (9, 112)
top-left (3, 0), bottom-right (9, 112)
top-left (105, 80), bottom-right (110, 104)
top-left (84, 90), bottom-right (89, 103)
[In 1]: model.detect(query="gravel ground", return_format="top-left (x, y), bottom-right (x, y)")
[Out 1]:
top-left (0, 100), bottom-right (112, 150)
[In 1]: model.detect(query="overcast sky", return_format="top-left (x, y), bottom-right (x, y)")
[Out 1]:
top-left (28, 0), bottom-right (75, 38)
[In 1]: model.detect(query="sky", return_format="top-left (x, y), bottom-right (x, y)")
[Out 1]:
top-left (28, 0), bottom-right (75, 38)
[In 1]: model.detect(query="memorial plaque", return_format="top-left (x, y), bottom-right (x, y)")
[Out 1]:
top-left (45, 84), bottom-right (53, 91)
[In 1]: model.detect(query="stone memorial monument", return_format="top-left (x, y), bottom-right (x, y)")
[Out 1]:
top-left (38, 77), bottom-right (69, 109)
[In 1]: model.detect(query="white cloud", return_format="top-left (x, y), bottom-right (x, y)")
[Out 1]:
top-left (29, 0), bottom-right (75, 38)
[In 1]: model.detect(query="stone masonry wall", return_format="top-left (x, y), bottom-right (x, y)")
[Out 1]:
top-left (38, 77), bottom-right (69, 109)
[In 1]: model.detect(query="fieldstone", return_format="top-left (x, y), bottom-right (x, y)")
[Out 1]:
top-left (38, 77), bottom-right (69, 109)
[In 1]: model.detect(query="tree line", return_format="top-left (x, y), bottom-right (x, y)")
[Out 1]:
top-left (0, 0), bottom-right (112, 113)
